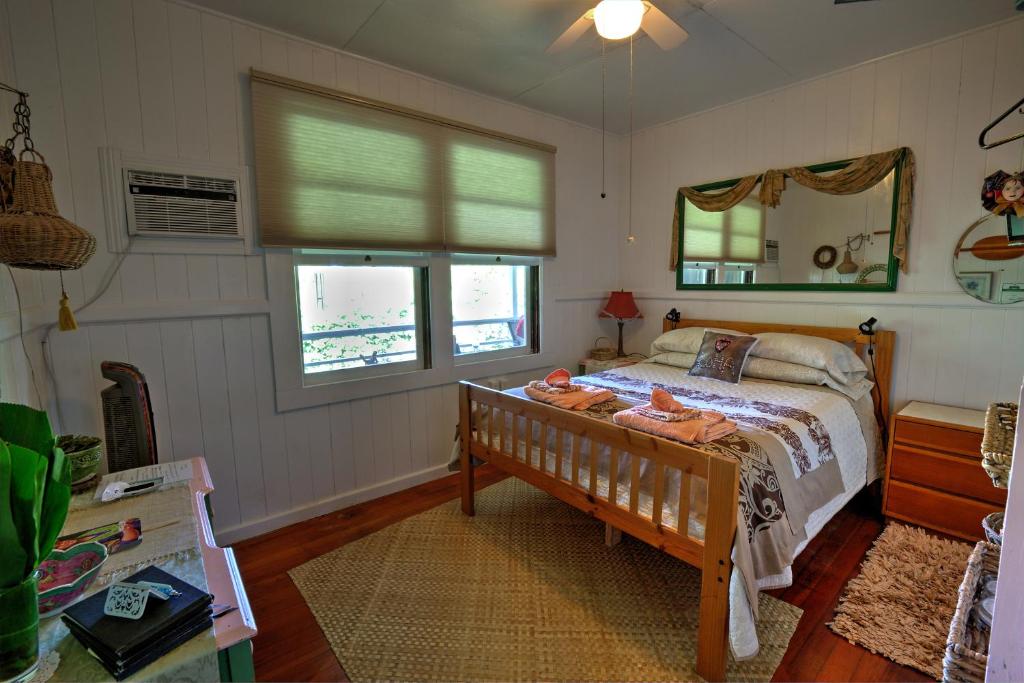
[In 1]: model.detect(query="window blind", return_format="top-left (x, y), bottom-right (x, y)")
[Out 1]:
top-left (250, 71), bottom-right (556, 256)
top-left (681, 192), bottom-right (765, 263)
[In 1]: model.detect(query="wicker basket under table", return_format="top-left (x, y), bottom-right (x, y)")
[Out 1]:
top-left (943, 541), bottom-right (1000, 683)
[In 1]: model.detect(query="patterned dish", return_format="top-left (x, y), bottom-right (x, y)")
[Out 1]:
top-left (36, 541), bottom-right (108, 617)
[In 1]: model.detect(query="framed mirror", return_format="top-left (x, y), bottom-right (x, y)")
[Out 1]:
top-left (954, 213), bottom-right (1024, 304)
top-left (676, 157), bottom-right (904, 291)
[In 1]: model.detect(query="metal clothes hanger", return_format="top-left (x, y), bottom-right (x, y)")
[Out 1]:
top-left (978, 94), bottom-right (1024, 150)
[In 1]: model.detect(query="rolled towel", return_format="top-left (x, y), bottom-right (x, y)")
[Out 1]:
top-left (633, 387), bottom-right (702, 422)
top-left (524, 384), bottom-right (615, 410)
top-left (612, 407), bottom-right (737, 444)
top-left (527, 368), bottom-right (581, 394)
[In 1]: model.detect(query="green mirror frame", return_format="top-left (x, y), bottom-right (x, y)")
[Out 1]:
top-left (675, 156), bottom-right (904, 292)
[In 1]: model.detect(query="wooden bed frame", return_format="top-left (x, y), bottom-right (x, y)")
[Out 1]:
top-left (458, 319), bottom-right (894, 681)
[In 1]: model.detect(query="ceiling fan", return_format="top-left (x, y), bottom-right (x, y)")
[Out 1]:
top-left (547, 0), bottom-right (689, 53)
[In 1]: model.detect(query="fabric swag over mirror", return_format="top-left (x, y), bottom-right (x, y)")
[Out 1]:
top-left (670, 147), bottom-right (916, 273)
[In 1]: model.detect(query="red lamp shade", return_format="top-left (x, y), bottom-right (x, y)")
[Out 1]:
top-left (599, 290), bottom-right (642, 320)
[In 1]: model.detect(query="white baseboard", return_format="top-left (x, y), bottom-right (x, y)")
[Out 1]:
top-left (213, 463), bottom-right (452, 545)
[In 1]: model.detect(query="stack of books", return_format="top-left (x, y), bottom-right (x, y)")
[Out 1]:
top-left (61, 566), bottom-right (213, 680)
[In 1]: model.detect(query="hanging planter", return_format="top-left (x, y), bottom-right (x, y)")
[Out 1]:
top-left (0, 84), bottom-right (95, 330)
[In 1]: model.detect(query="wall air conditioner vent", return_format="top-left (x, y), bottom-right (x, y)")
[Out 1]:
top-left (125, 169), bottom-right (242, 239)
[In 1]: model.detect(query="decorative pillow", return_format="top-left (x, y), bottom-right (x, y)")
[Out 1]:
top-left (688, 331), bottom-right (758, 384)
top-left (650, 327), bottom-right (744, 356)
top-left (751, 332), bottom-right (868, 386)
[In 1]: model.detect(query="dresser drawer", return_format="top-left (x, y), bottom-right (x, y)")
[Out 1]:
top-left (890, 445), bottom-right (1007, 505)
top-left (894, 419), bottom-right (982, 458)
top-left (885, 480), bottom-right (1000, 540)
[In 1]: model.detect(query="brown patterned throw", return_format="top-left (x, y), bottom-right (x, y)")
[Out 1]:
top-left (689, 331), bottom-right (759, 384)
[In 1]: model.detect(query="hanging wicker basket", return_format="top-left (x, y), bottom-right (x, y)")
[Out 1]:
top-left (0, 154), bottom-right (96, 270)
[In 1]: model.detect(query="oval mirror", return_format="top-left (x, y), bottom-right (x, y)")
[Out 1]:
top-left (953, 214), bottom-right (1024, 304)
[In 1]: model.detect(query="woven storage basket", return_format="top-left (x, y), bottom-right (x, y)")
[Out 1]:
top-left (943, 541), bottom-right (1000, 683)
top-left (981, 402), bottom-right (1016, 489)
top-left (982, 511), bottom-right (1004, 546)
top-left (0, 156), bottom-right (96, 270)
top-left (589, 336), bottom-right (617, 361)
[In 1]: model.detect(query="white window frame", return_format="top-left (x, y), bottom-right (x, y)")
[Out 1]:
top-left (294, 252), bottom-right (430, 386)
top-left (266, 249), bottom-right (554, 411)
top-left (450, 254), bottom-right (540, 366)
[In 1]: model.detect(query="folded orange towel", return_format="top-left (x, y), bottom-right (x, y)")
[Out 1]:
top-left (612, 407), bottom-right (737, 444)
top-left (526, 368), bottom-right (582, 395)
top-left (524, 384), bottom-right (615, 410)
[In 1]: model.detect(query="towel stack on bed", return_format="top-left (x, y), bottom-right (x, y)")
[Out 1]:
top-left (523, 368), bottom-right (614, 410)
top-left (612, 387), bottom-right (737, 444)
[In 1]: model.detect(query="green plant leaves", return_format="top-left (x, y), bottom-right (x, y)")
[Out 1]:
top-left (0, 403), bottom-right (71, 590)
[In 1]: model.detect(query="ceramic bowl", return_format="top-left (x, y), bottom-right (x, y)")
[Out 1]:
top-left (57, 435), bottom-right (103, 484)
top-left (36, 541), bottom-right (108, 617)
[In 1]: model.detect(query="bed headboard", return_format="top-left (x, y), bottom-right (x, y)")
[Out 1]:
top-left (663, 318), bottom-right (895, 421)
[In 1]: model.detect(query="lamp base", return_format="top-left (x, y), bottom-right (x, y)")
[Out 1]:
top-left (616, 321), bottom-right (625, 357)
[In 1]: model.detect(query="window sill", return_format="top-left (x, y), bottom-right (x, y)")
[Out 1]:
top-left (275, 349), bottom-right (555, 412)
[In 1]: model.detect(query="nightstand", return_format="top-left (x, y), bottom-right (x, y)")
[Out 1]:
top-left (578, 357), bottom-right (638, 375)
top-left (883, 401), bottom-right (1007, 540)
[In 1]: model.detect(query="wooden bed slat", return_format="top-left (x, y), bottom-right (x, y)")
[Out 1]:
top-left (652, 463), bottom-right (666, 526)
top-left (539, 422), bottom-right (549, 474)
top-left (679, 467), bottom-right (693, 536)
top-left (554, 428), bottom-right (564, 481)
top-left (629, 455), bottom-right (641, 514)
top-left (588, 442), bottom-right (598, 496)
top-left (511, 414), bottom-right (520, 461)
top-left (487, 407), bottom-right (496, 450)
top-left (525, 418), bottom-right (534, 466)
top-left (499, 409), bottom-right (507, 456)
top-left (571, 434), bottom-right (581, 486)
top-left (608, 449), bottom-right (620, 506)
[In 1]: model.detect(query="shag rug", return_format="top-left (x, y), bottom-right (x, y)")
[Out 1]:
top-left (289, 477), bottom-right (802, 682)
top-left (829, 523), bottom-right (973, 680)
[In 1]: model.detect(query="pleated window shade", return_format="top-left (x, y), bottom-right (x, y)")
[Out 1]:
top-left (250, 72), bottom-right (556, 255)
top-left (682, 193), bottom-right (766, 263)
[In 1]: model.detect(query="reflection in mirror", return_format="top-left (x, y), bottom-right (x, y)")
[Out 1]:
top-left (954, 213), bottom-right (1024, 304)
top-left (677, 164), bottom-right (900, 291)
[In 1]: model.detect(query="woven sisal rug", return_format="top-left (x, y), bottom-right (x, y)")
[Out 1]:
top-left (289, 477), bottom-right (802, 682)
top-left (829, 523), bottom-right (973, 680)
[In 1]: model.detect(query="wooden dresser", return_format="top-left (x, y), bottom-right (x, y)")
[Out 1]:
top-left (883, 401), bottom-right (1007, 541)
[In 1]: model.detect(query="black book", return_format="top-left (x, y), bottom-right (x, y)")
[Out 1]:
top-left (61, 565), bottom-right (213, 663)
top-left (70, 611), bottom-right (213, 680)
top-left (65, 604), bottom-right (212, 667)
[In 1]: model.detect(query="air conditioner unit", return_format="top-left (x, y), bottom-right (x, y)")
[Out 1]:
top-left (99, 148), bottom-right (253, 255)
top-left (765, 239), bottom-right (779, 264)
top-left (124, 169), bottom-right (242, 240)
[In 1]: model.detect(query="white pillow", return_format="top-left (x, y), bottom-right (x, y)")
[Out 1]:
top-left (647, 351), bottom-right (873, 400)
top-left (750, 332), bottom-right (868, 387)
top-left (649, 327), bottom-right (745, 356)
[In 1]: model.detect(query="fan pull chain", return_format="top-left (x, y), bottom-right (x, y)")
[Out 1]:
top-left (626, 34), bottom-right (635, 244)
top-left (601, 39), bottom-right (607, 199)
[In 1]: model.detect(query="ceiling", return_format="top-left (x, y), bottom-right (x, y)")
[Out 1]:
top-left (191, 0), bottom-right (1020, 132)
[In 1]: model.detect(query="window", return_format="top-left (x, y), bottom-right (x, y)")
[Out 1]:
top-left (295, 262), bottom-right (427, 380)
top-left (681, 193), bottom-right (766, 263)
top-left (451, 262), bottom-right (537, 359)
top-left (682, 262), bottom-right (716, 285)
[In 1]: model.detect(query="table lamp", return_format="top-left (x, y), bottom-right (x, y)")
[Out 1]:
top-left (599, 290), bottom-right (642, 357)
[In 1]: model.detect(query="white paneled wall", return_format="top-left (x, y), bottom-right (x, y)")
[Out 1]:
top-left (0, 0), bottom-right (623, 542)
top-left (620, 16), bottom-right (1024, 410)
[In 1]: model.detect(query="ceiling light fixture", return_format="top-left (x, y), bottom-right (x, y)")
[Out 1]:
top-left (593, 0), bottom-right (645, 40)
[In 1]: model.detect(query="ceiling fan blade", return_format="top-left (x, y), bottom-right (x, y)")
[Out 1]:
top-left (640, 2), bottom-right (688, 51)
top-left (546, 12), bottom-right (594, 54)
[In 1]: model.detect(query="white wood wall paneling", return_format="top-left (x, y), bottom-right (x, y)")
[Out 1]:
top-left (622, 17), bottom-right (1024, 412)
top-left (0, 0), bottom-right (631, 542)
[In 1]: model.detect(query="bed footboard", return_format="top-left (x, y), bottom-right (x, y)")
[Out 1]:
top-left (458, 381), bottom-right (739, 681)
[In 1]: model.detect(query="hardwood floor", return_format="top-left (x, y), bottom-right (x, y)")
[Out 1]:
top-left (233, 466), bottom-right (930, 682)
